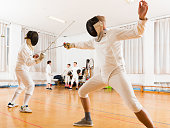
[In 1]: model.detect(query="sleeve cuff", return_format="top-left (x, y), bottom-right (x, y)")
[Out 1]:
top-left (138, 19), bottom-right (147, 25)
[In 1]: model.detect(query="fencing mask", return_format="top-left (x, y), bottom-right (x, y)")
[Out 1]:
top-left (25, 31), bottom-right (39, 46)
top-left (86, 16), bottom-right (104, 42)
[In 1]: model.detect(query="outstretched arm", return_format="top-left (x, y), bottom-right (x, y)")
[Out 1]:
top-left (64, 39), bottom-right (95, 50)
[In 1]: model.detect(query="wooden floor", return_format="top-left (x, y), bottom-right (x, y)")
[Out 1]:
top-left (0, 86), bottom-right (170, 128)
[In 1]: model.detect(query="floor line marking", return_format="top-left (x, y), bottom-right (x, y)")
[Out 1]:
top-left (0, 111), bottom-right (43, 128)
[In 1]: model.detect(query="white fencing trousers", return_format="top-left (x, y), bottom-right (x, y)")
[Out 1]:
top-left (78, 72), bottom-right (143, 113)
top-left (71, 76), bottom-right (79, 85)
top-left (15, 70), bottom-right (35, 95)
top-left (65, 75), bottom-right (70, 84)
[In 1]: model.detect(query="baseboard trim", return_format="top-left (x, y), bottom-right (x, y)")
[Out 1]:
top-left (0, 84), bottom-right (170, 93)
top-left (0, 84), bottom-right (56, 88)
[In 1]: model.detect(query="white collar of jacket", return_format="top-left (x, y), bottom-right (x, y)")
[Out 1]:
top-left (26, 42), bottom-right (34, 51)
top-left (94, 29), bottom-right (107, 42)
top-left (24, 43), bottom-right (34, 55)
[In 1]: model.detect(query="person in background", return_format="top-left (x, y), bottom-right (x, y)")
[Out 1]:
top-left (46, 60), bottom-right (52, 90)
top-left (69, 62), bottom-right (80, 90)
top-left (62, 64), bottom-right (72, 88)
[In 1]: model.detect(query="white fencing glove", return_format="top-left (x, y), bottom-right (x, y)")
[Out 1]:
top-left (63, 42), bottom-right (75, 49)
top-left (35, 53), bottom-right (45, 64)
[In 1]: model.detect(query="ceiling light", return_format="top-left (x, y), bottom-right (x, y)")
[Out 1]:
top-left (48, 16), bottom-right (66, 23)
top-left (125, 0), bottom-right (137, 3)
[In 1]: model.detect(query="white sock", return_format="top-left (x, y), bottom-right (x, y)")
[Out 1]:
top-left (11, 92), bottom-right (20, 104)
top-left (23, 94), bottom-right (31, 106)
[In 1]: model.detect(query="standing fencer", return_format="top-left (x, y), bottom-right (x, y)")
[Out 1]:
top-left (69, 62), bottom-right (80, 90)
top-left (62, 64), bottom-right (72, 88)
top-left (64, 1), bottom-right (155, 128)
top-left (46, 60), bottom-right (52, 90)
top-left (8, 31), bottom-right (45, 113)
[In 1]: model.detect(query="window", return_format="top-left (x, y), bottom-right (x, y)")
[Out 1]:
top-left (154, 19), bottom-right (170, 74)
top-left (0, 23), bottom-right (9, 72)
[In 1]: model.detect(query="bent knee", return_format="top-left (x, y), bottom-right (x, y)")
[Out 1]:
top-left (16, 85), bottom-right (25, 93)
top-left (78, 88), bottom-right (88, 98)
top-left (26, 85), bottom-right (35, 95)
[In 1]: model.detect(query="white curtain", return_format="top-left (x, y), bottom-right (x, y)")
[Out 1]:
top-left (154, 18), bottom-right (170, 74)
top-left (122, 24), bottom-right (144, 74)
top-left (0, 23), bottom-right (8, 72)
top-left (21, 28), bottom-right (57, 72)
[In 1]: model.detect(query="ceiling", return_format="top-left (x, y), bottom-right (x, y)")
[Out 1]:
top-left (0, 0), bottom-right (170, 36)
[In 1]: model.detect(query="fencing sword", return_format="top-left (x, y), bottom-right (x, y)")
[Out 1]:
top-left (39, 44), bottom-right (64, 53)
top-left (36, 21), bottom-right (75, 54)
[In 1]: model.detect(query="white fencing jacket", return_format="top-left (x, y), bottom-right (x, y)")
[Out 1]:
top-left (46, 64), bottom-right (52, 83)
top-left (72, 66), bottom-right (80, 78)
top-left (16, 44), bottom-right (36, 71)
top-left (73, 20), bottom-right (147, 84)
top-left (63, 67), bottom-right (72, 76)
top-left (46, 64), bottom-right (51, 76)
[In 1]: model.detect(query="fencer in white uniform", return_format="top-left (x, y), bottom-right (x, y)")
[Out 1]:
top-left (8, 31), bottom-right (45, 113)
top-left (46, 61), bottom-right (52, 90)
top-left (62, 64), bottom-right (72, 88)
top-left (64, 1), bottom-right (155, 128)
top-left (70, 62), bottom-right (80, 90)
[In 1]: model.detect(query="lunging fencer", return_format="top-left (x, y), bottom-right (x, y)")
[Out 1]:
top-left (8, 31), bottom-right (45, 113)
top-left (64, 1), bottom-right (155, 127)
top-left (46, 60), bottom-right (52, 90)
